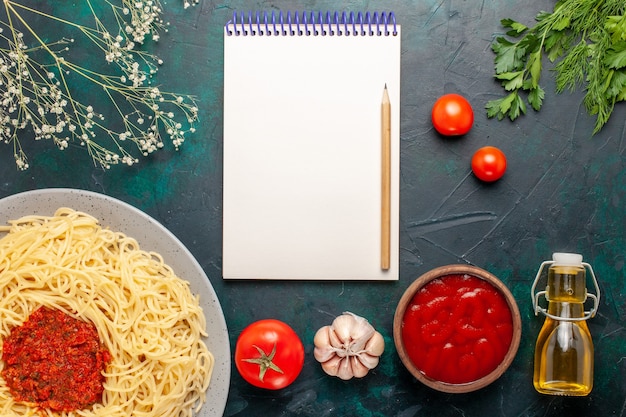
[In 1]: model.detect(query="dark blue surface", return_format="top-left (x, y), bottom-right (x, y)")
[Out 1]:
top-left (1, 1), bottom-right (625, 416)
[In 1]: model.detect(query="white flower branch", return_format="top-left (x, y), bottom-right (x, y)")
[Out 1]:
top-left (0, 0), bottom-right (198, 170)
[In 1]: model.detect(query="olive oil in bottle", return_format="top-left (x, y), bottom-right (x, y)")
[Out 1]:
top-left (531, 253), bottom-right (600, 396)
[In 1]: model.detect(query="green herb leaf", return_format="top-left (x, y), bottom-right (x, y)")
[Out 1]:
top-left (486, 91), bottom-right (527, 121)
top-left (544, 30), bottom-right (570, 62)
top-left (604, 41), bottom-right (626, 69)
top-left (555, 40), bottom-right (590, 92)
top-left (486, 93), bottom-right (515, 120)
top-left (528, 51), bottom-right (543, 88)
top-left (617, 84), bottom-right (626, 101)
top-left (528, 86), bottom-right (545, 111)
top-left (501, 18), bottom-right (529, 37)
top-left (495, 71), bottom-right (525, 91)
top-left (492, 37), bottom-right (520, 73)
top-left (535, 11), bottom-right (553, 23)
top-left (516, 33), bottom-right (541, 57)
top-left (605, 69), bottom-right (626, 99)
top-left (501, 18), bottom-right (528, 34)
top-left (488, 0), bottom-right (626, 134)
top-left (553, 15), bottom-right (571, 31)
top-left (606, 15), bottom-right (626, 42)
top-left (509, 93), bottom-right (527, 119)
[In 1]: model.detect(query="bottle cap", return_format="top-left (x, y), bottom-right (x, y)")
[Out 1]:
top-left (552, 252), bottom-right (583, 266)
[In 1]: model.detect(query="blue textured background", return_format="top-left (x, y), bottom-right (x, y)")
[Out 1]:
top-left (1, 1), bottom-right (625, 416)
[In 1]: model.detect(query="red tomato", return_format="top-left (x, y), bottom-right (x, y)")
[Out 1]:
top-left (234, 319), bottom-right (304, 390)
top-left (431, 94), bottom-right (474, 136)
top-left (471, 146), bottom-right (507, 182)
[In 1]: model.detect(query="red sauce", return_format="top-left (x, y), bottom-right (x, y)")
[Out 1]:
top-left (402, 274), bottom-right (513, 384)
top-left (1, 306), bottom-right (111, 412)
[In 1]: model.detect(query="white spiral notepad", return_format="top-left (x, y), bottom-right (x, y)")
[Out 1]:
top-left (223, 11), bottom-right (401, 280)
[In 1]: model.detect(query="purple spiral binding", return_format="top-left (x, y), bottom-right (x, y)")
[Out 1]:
top-left (225, 11), bottom-right (398, 37)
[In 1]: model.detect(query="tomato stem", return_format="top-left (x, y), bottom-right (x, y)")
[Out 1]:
top-left (242, 343), bottom-right (284, 382)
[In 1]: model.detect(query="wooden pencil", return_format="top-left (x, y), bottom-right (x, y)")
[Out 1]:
top-left (381, 85), bottom-right (391, 270)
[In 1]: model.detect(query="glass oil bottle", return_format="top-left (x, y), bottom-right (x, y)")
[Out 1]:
top-left (530, 253), bottom-right (600, 396)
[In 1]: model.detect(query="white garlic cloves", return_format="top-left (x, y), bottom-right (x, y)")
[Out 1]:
top-left (364, 330), bottom-right (385, 357)
top-left (314, 326), bottom-right (337, 362)
top-left (314, 345), bottom-right (336, 363)
top-left (331, 313), bottom-right (356, 343)
top-left (336, 357), bottom-right (353, 380)
top-left (320, 354), bottom-right (342, 377)
top-left (357, 352), bottom-right (380, 370)
top-left (313, 312), bottom-right (385, 379)
top-left (351, 355), bottom-right (370, 378)
top-left (314, 325), bottom-right (331, 346)
top-left (347, 312), bottom-right (376, 341)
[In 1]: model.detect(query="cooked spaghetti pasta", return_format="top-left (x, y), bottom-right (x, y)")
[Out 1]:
top-left (0, 208), bottom-right (214, 417)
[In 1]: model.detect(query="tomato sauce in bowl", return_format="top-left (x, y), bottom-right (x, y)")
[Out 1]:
top-left (394, 265), bottom-right (521, 393)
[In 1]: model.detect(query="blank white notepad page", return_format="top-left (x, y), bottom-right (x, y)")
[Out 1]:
top-left (223, 15), bottom-right (401, 280)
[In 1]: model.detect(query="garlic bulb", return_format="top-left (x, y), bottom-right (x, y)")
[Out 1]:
top-left (314, 312), bottom-right (385, 380)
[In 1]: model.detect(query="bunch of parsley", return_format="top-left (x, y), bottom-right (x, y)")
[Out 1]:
top-left (486, 0), bottom-right (626, 133)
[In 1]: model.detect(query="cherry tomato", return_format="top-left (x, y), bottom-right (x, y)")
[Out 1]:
top-left (234, 319), bottom-right (304, 390)
top-left (431, 94), bottom-right (474, 136)
top-left (471, 146), bottom-right (507, 182)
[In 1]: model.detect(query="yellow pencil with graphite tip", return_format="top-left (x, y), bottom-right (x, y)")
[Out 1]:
top-left (381, 84), bottom-right (391, 270)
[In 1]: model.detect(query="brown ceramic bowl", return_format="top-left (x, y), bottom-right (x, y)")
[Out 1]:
top-left (393, 264), bottom-right (521, 393)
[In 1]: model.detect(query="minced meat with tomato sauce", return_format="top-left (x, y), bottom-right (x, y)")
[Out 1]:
top-left (1, 306), bottom-right (111, 412)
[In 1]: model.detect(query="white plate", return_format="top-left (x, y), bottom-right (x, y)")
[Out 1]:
top-left (0, 188), bottom-right (230, 417)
